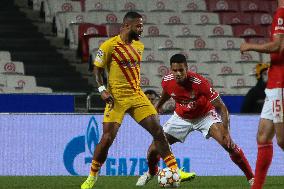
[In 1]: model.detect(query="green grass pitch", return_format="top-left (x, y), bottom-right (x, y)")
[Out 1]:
top-left (0, 176), bottom-right (283, 189)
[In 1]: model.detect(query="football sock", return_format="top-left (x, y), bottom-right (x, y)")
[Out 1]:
top-left (148, 154), bottom-right (160, 176)
top-left (229, 144), bottom-right (254, 180)
top-left (163, 154), bottom-right (178, 170)
top-left (90, 160), bottom-right (101, 177)
top-left (252, 143), bottom-right (273, 189)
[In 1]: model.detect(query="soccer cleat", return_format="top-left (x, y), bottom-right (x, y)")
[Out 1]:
top-left (81, 175), bottom-right (98, 189)
top-left (248, 178), bottom-right (255, 186)
top-left (178, 168), bottom-right (196, 182)
top-left (136, 172), bottom-right (154, 186)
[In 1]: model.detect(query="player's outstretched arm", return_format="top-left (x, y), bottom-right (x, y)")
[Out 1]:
top-left (155, 90), bottom-right (171, 113)
top-left (240, 34), bottom-right (284, 54)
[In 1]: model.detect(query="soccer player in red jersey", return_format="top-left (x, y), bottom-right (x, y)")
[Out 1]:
top-left (136, 54), bottom-right (254, 186)
top-left (240, 1), bottom-right (284, 188)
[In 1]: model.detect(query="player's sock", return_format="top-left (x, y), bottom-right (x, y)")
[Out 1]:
top-left (148, 154), bottom-right (160, 176)
top-left (252, 143), bottom-right (273, 189)
top-left (89, 160), bottom-right (101, 177)
top-left (229, 144), bottom-right (254, 180)
top-left (163, 154), bottom-right (178, 170)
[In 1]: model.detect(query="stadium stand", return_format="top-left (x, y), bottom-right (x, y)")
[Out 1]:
top-left (21, 0), bottom-right (276, 111)
top-left (0, 0), bottom-right (93, 95)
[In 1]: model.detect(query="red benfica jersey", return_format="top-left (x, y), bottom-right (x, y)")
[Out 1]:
top-left (269, 7), bottom-right (284, 88)
top-left (162, 72), bottom-right (219, 119)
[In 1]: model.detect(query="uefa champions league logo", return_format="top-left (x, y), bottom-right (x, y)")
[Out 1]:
top-left (63, 116), bottom-right (100, 175)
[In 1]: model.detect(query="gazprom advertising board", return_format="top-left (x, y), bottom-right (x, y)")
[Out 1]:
top-left (0, 114), bottom-right (283, 176)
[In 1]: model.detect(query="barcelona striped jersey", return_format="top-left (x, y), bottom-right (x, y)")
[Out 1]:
top-left (94, 35), bottom-right (144, 98)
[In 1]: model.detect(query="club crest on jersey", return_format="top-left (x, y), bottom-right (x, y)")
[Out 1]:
top-left (170, 93), bottom-right (176, 97)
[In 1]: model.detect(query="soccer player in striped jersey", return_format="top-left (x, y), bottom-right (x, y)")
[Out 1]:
top-left (81, 12), bottom-right (182, 189)
top-left (136, 54), bottom-right (255, 186)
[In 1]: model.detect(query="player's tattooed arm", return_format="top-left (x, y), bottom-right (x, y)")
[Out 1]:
top-left (155, 90), bottom-right (171, 113)
top-left (211, 96), bottom-right (230, 131)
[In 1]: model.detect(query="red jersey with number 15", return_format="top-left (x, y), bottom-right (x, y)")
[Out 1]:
top-left (269, 7), bottom-right (284, 88)
top-left (162, 72), bottom-right (219, 119)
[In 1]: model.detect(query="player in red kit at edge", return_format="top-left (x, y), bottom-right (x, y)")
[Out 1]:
top-left (136, 54), bottom-right (254, 186)
top-left (240, 1), bottom-right (284, 188)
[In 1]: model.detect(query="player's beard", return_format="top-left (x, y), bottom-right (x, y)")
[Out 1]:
top-left (129, 30), bottom-right (140, 41)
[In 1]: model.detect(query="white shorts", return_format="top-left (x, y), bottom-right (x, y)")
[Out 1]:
top-left (261, 88), bottom-right (284, 123)
top-left (163, 110), bottom-right (222, 142)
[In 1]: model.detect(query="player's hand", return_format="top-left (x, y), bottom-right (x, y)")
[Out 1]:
top-left (240, 43), bottom-right (250, 54)
top-left (101, 90), bottom-right (114, 110)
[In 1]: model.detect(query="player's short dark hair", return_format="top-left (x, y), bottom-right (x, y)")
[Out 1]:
top-left (170, 54), bottom-right (187, 66)
top-left (144, 89), bottom-right (159, 97)
top-left (123, 11), bottom-right (142, 22)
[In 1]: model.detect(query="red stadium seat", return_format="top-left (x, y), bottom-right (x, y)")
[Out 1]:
top-left (240, 0), bottom-right (270, 13)
top-left (78, 23), bottom-right (107, 43)
top-left (219, 13), bottom-right (252, 25)
top-left (78, 24), bottom-right (107, 63)
top-left (253, 13), bottom-right (273, 26)
top-left (233, 25), bottom-right (268, 37)
top-left (206, 0), bottom-right (239, 13)
top-left (78, 23), bottom-right (120, 63)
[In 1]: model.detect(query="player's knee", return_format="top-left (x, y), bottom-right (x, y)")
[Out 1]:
top-left (257, 132), bottom-right (270, 144)
top-left (152, 126), bottom-right (164, 140)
